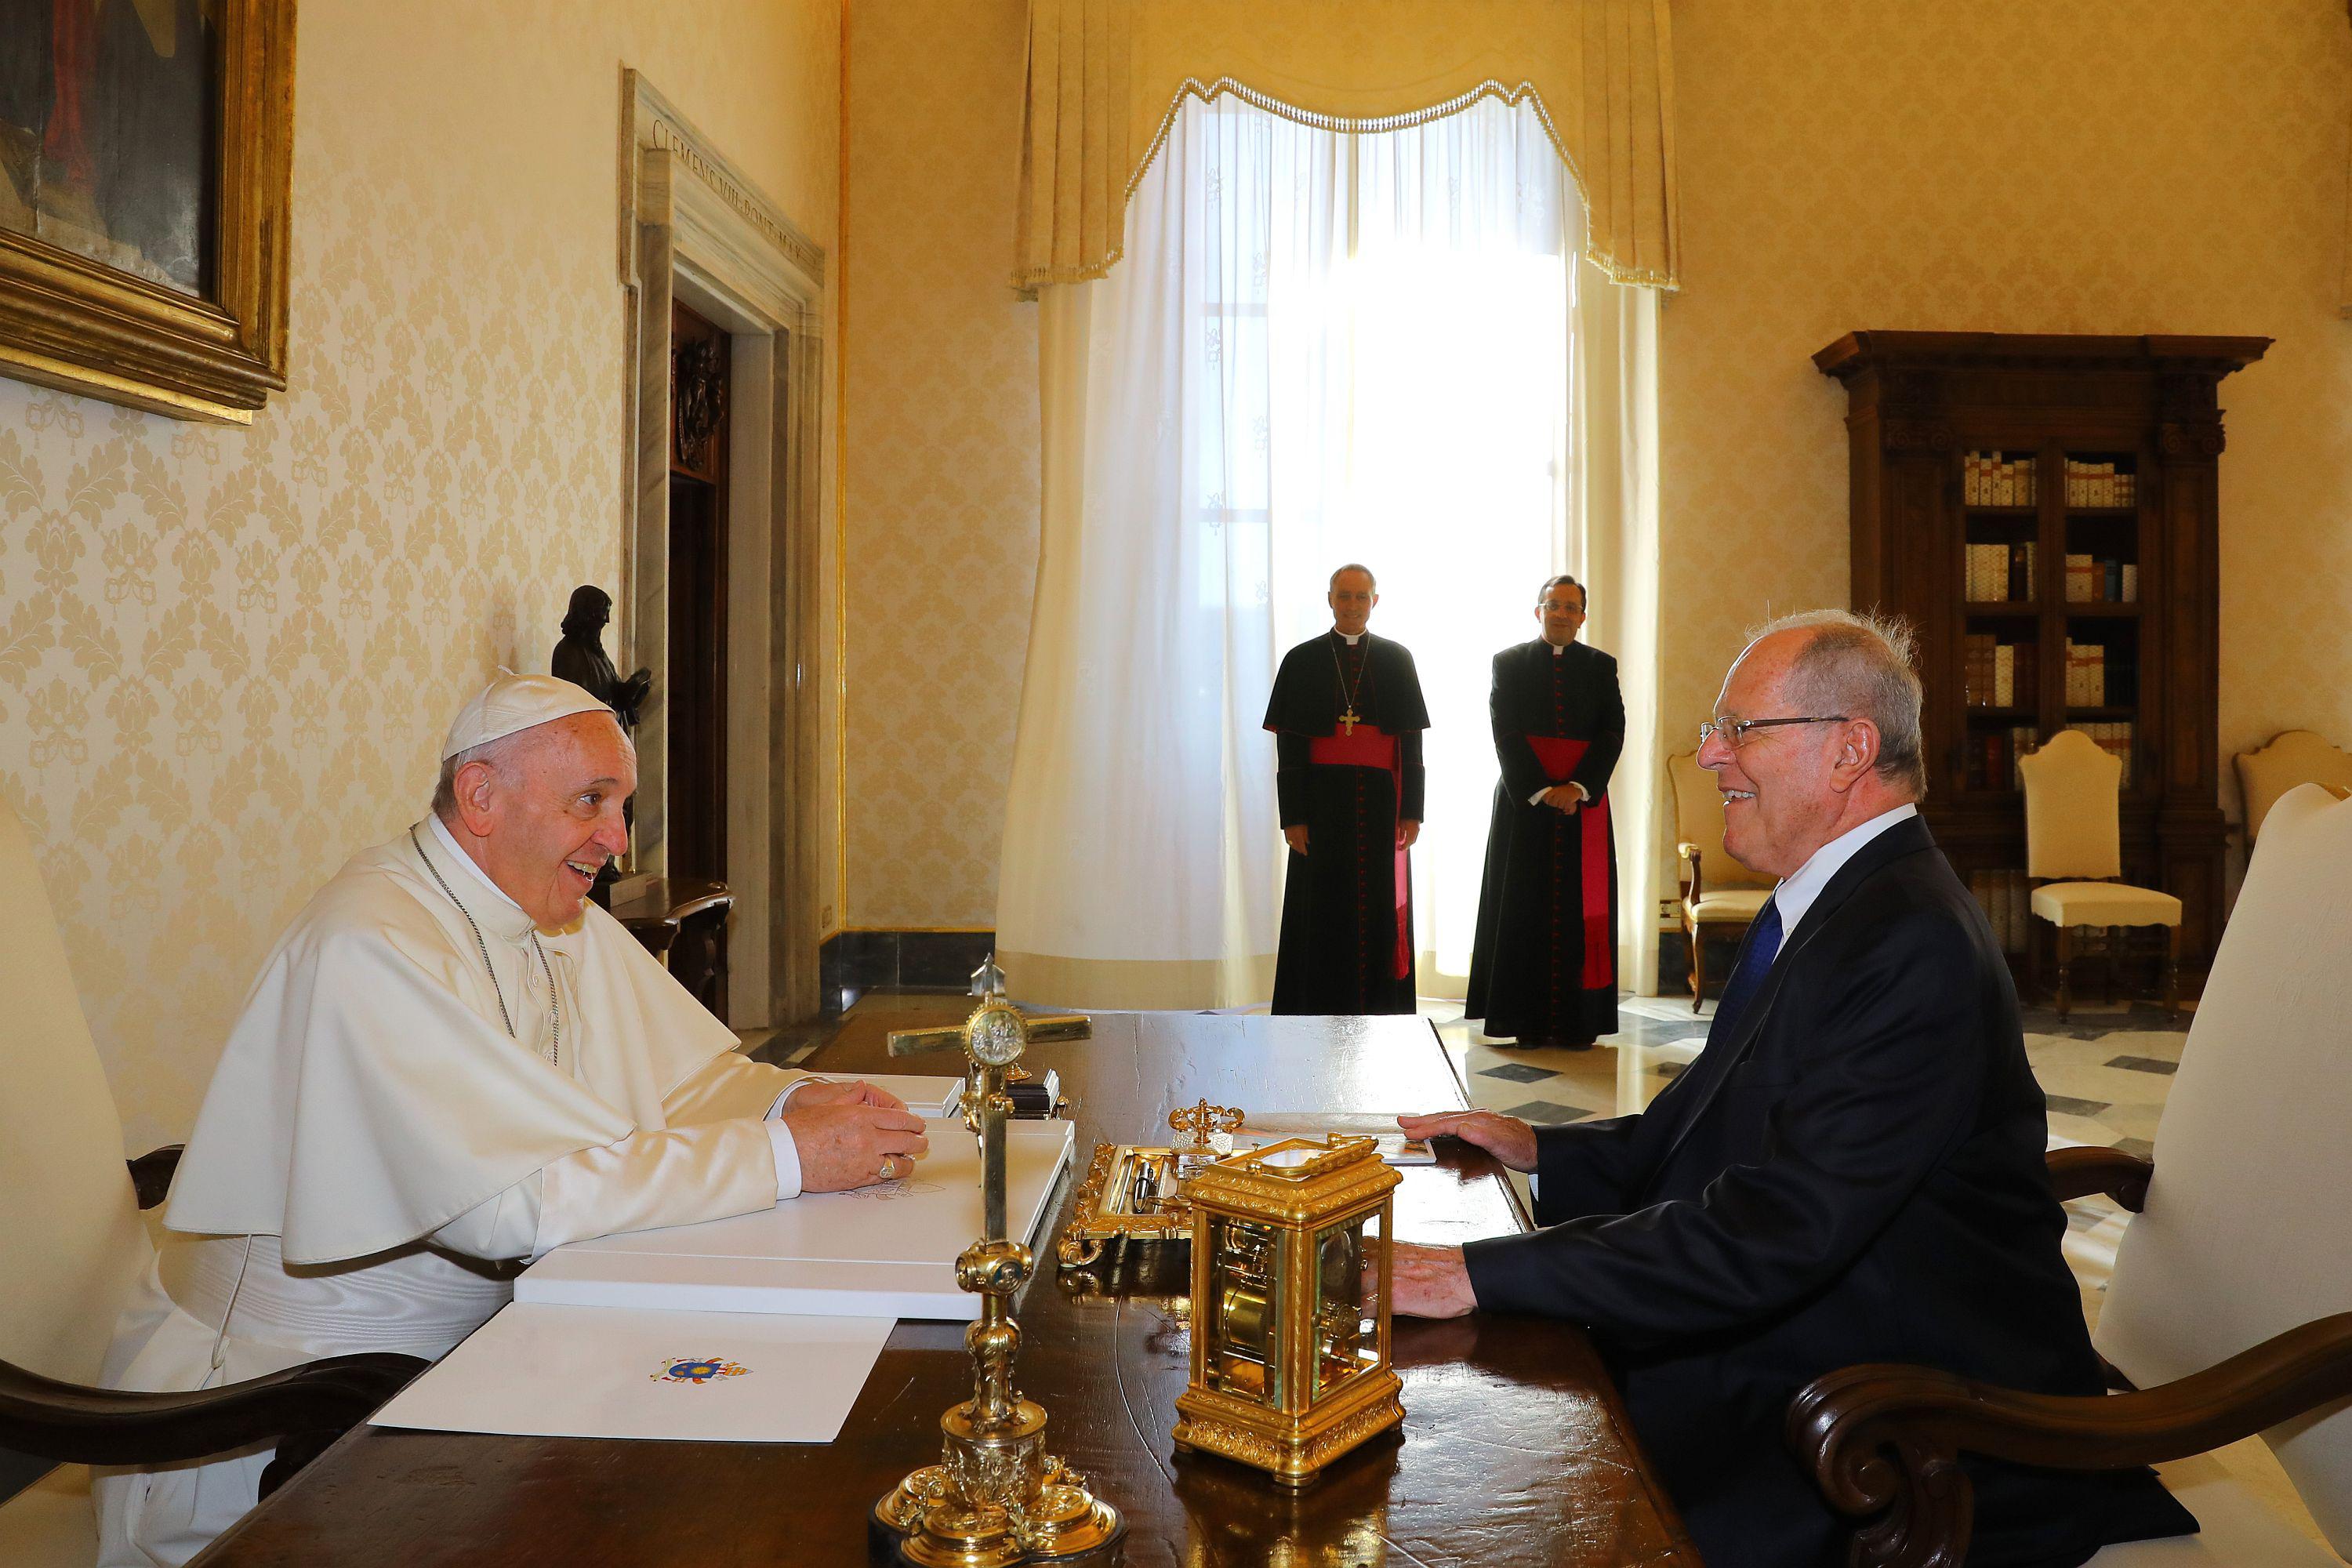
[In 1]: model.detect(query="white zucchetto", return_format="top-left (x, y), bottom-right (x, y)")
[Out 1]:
top-left (440, 671), bottom-right (615, 760)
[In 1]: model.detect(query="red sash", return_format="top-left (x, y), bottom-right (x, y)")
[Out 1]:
top-left (1524, 735), bottom-right (1612, 989)
top-left (1308, 728), bottom-right (1410, 980)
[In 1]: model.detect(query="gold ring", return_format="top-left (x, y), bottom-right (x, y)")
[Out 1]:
top-left (880, 1156), bottom-right (898, 1181)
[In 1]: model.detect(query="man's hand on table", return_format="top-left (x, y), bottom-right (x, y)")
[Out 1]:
top-left (786, 1097), bottom-right (929, 1191)
top-left (1389, 1241), bottom-right (1477, 1318)
top-left (791, 1078), bottom-right (909, 1112)
top-left (1397, 1109), bottom-right (1537, 1171)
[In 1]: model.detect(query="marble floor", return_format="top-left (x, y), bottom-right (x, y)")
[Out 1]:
top-left (764, 986), bottom-right (2327, 1548)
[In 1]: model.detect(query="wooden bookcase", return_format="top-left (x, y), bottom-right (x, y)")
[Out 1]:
top-left (1815, 332), bottom-right (2269, 981)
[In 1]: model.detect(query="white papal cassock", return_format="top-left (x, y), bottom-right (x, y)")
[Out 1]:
top-left (94, 815), bottom-right (818, 1566)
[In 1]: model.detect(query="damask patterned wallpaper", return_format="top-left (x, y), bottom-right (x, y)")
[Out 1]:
top-left (842, 0), bottom-right (1037, 931)
top-left (0, 0), bottom-right (840, 1148)
top-left (844, 0), bottom-right (2352, 931)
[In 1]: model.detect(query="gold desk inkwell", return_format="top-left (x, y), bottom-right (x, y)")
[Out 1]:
top-left (1054, 1099), bottom-right (1243, 1269)
top-left (1172, 1134), bottom-right (1403, 1488)
top-left (872, 998), bottom-right (1122, 1566)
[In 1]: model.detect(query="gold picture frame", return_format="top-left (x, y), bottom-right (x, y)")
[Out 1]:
top-left (0, 0), bottom-right (296, 424)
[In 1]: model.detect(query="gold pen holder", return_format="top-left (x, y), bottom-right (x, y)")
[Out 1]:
top-left (1171, 1136), bottom-right (1403, 1488)
top-left (1054, 1102), bottom-right (1244, 1272)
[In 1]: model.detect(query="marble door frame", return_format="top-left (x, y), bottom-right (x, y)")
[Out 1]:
top-left (617, 70), bottom-right (827, 1027)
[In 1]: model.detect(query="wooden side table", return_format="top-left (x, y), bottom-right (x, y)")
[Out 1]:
top-left (609, 874), bottom-right (733, 1017)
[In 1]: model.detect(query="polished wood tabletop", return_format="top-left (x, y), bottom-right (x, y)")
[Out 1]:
top-left (190, 1010), bottom-right (1698, 1567)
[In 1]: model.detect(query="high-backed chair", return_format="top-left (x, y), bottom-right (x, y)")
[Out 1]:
top-left (1668, 752), bottom-right (1773, 1012)
top-left (2235, 729), bottom-right (2352, 846)
top-left (1792, 783), bottom-right (2352, 1566)
top-left (2019, 729), bottom-right (2180, 1018)
top-left (0, 793), bottom-right (420, 1566)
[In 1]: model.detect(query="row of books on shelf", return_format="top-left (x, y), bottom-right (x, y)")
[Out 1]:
top-left (1963, 544), bottom-right (2140, 603)
top-left (1969, 722), bottom-right (2135, 792)
top-left (2067, 554), bottom-right (2138, 603)
top-left (1973, 726), bottom-right (2042, 792)
top-left (1966, 869), bottom-right (2033, 956)
top-left (1964, 541), bottom-right (2037, 601)
top-left (2064, 459), bottom-right (2136, 508)
top-left (1964, 452), bottom-right (2038, 506)
top-left (1963, 638), bottom-right (2129, 706)
top-left (2065, 640), bottom-right (2130, 706)
top-left (1962, 453), bottom-right (2139, 509)
top-left (1962, 635), bottom-right (2036, 707)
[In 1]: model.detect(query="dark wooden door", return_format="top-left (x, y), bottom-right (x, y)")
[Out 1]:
top-left (666, 299), bottom-right (728, 887)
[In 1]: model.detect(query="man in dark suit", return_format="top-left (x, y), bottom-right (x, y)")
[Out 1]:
top-left (1465, 575), bottom-right (1625, 1048)
top-left (1391, 611), bottom-right (2192, 1567)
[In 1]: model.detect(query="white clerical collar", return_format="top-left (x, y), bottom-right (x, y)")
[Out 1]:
top-left (1334, 629), bottom-right (1363, 645)
top-left (1772, 803), bottom-right (1918, 938)
top-left (1546, 638), bottom-right (1568, 655)
top-left (424, 812), bottom-right (528, 918)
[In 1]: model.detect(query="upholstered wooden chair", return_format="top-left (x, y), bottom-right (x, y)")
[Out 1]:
top-left (2019, 729), bottom-right (2180, 1018)
top-left (1793, 783), bottom-right (2352, 1566)
top-left (2235, 729), bottom-right (2352, 846)
top-left (1668, 751), bottom-right (1773, 1012)
top-left (0, 793), bottom-right (419, 1566)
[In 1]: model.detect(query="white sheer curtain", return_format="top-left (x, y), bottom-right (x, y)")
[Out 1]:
top-left (996, 92), bottom-right (1661, 1009)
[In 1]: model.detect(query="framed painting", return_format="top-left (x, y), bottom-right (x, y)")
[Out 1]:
top-left (0, 0), bottom-right (294, 424)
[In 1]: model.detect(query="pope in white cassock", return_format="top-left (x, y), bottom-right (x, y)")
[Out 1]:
top-left (93, 674), bottom-right (929, 1566)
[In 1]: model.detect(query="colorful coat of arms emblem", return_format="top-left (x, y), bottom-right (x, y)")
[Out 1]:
top-left (652, 1356), bottom-right (750, 1384)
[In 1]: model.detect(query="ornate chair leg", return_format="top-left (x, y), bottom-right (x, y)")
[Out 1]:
top-left (1689, 924), bottom-right (1704, 1013)
top-left (2055, 926), bottom-right (2074, 1020)
top-left (2106, 926), bottom-right (2121, 1005)
top-left (2165, 925), bottom-right (2180, 1019)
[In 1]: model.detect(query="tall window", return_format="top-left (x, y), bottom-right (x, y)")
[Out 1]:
top-left (1190, 95), bottom-right (1573, 984)
top-left (993, 90), bottom-right (1587, 1007)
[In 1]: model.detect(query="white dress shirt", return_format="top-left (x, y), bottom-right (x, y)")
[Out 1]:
top-left (1769, 803), bottom-right (1919, 940)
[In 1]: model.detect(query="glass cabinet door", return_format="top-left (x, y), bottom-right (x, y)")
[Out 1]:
top-left (1311, 1210), bottom-right (1381, 1399)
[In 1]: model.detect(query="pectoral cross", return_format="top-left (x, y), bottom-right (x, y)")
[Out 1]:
top-left (1340, 709), bottom-right (1359, 735)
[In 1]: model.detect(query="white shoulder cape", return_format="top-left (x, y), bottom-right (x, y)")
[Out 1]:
top-left (165, 829), bottom-right (738, 1264)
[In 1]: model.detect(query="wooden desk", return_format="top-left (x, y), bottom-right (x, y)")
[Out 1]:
top-left (190, 1013), bottom-right (1698, 1567)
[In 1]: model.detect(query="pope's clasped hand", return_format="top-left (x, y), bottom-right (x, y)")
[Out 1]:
top-left (785, 1080), bottom-right (931, 1192)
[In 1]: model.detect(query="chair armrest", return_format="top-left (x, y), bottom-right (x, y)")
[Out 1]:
top-left (1678, 844), bottom-right (1704, 902)
top-left (126, 1145), bottom-right (183, 1210)
top-left (1788, 1311), bottom-right (2352, 1568)
top-left (2044, 1145), bottom-right (2151, 1211)
top-left (0, 1351), bottom-right (423, 1472)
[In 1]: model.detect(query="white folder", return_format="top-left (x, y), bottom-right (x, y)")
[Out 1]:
top-left (517, 1117), bottom-right (1074, 1320)
top-left (370, 1302), bottom-right (894, 1443)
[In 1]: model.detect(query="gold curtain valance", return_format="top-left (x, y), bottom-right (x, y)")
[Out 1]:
top-left (1014, 0), bottom-right (1681, 293)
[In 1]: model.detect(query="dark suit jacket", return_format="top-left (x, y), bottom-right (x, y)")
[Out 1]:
top-left (1461, 815), bottom-right (2193, 1567)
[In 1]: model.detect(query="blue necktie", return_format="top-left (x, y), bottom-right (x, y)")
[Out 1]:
top-left (1708, 895), bottom-right (1783, 1047)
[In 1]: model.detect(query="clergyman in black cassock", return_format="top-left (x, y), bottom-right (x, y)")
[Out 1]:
top-left (1465, 575), bottom-right (1624, 1047)
top-left (1264, 566), bottom-right (1430, 1015)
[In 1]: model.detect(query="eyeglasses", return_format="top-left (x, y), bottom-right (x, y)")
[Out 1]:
top-left (1697, 715), bottom-right (1851, 748)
